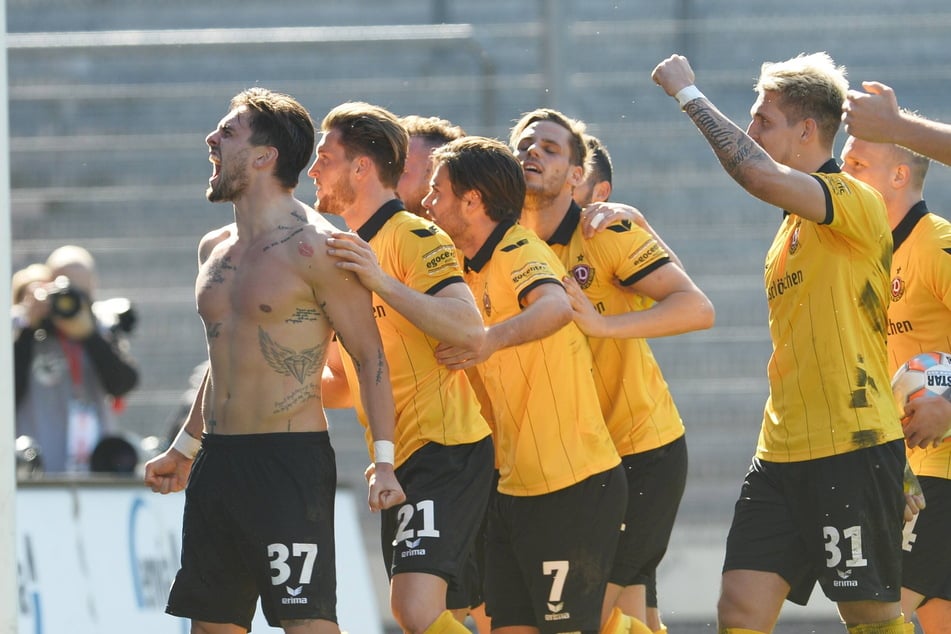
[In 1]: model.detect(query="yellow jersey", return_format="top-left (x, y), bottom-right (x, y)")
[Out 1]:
top-left (546, 202), bottom-right (685, 457)
top-left (339, 200), bottom-right (491, 467)
top-left (463, 221), bottom-right (619, 496)
top-left (887, 201), bottom-right (951, 478)
top-left (758, 162), bottom-right (903, 462)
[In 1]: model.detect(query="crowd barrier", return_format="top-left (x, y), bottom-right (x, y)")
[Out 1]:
top-left (16, 480), bottom-right (382, 633)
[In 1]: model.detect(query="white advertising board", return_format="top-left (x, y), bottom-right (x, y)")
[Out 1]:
top-left (16, 483), bottom-right (382, 634)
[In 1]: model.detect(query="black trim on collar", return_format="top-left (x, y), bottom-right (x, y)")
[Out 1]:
top-left (816, 158), bottom-right (840, 175)
top-left (464, 220), bottom-right (516, 273)
top-left (892, 200), bottom-right (929, 252)
top-left (548, 202), bottom-right (582, 246)
top-left (356, 199), bottom-right (405, 242)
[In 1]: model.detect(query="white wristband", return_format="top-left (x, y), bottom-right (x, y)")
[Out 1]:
top-left (373, 440), bottom-right (395, 465)
top-left (172, 428), bottom-right (202, 459)
top-left (675, 85), bottom-right (705, 109)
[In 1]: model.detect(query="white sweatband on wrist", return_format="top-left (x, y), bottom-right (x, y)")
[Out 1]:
top-left (172, 428), bottom-right (202, 459)
top-left (373, 440), bottom-right (395, 465)
top-left (675, 85), bottom-right (705, 109)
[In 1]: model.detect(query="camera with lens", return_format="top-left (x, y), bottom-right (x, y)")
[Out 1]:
top-left (34, 275), bottom-right (86, 319)
top-left (34, 275), bottom-right (137, 334)
top-left (92, 297), bottom-right (137, 334)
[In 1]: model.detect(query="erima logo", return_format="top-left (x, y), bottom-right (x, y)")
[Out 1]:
top-left (402, 548), bottom-right (426, 558)
top-left (544, 605), bottom-right (570, 621)
top-left (833, 579), bottom-right (858, 587)
top-left (401, 538), bottom-right (426, 558)
top-left (282, 586), bottom-right (308, 605)
top-left (832, 569), bottom-right (858, 587)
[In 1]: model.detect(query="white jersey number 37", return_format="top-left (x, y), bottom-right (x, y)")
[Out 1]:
top-left (268, 542), bottom-right (318, 586)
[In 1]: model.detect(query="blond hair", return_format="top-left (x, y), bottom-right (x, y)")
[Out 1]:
top-left (756, 52), bottom-right (848, 148)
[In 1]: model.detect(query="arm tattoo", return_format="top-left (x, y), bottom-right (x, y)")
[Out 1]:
top-left (376, 349), bottom-right (385, 385)
top-left (206, 322), bottom-right (222, 339)
top-left (202, 256), bottom-right (236, 289)
top-left (339, 335), bottom-right (359, 372)
top-left (319, 301), bottom-right (333, 330)
top-left (684, 100), bottom-right (767, 183)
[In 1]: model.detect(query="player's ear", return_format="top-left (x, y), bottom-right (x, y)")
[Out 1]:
top-left (255, 146), bottom-right (278, 168)
top-left (462, 188), bottom-right (482, 211)
top-left (799, 117), bottom-right (817, 144)
top-left (353, 155), bottom-right (372, 178)
top-left (892, 163), bottom-right (910, 189)
top-left (592, 181), bottom-right (612, 204)
top-left (566, 162), bottom-right (585, 188)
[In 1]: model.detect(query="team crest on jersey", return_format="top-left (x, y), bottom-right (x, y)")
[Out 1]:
top-left (571, 263), bottom-right (595, 289)
top-left (482, 286), bottom-right (492, 317)
top-left (788, 224), bottom-right (801, 256)
top-left (891, 269), bottom-right (905, 302)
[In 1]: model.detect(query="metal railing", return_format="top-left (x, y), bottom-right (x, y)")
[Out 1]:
top-left (6, 23), bottom-right (498, 128)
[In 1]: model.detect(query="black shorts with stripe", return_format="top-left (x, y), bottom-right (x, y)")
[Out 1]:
top-left (381, 435), bottom-right (494, 605)
top-left (167, 432), bottom-right (338, 629)
top-left (902, 475), bottom-right (951, 601)
top-left (610, 435), bottom-right (687, 589)
top-left (723, 439), bottom-right (904, 605)
top-left (485, 464), bottom-right (627, 633)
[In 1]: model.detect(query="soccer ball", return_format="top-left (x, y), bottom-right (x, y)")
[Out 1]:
top-left (891, 351), bottom-right (951, 408)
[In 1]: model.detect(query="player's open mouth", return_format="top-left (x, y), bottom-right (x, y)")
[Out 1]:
top-left (209, 156), bottom-right (221, 183)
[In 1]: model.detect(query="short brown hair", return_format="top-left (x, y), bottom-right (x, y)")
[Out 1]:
top-left (584, 134), bottom-right (613, 186)
top-left (400, 114), bottom-right (467, 148)
top-left (230, 87), bottom-right (315, 189)
top-left (322, 102), bottom-right (408, 188)
top-left (509, 108), bottom-right (589, 170)
top-left (431, 136), bottom-right (525, 223)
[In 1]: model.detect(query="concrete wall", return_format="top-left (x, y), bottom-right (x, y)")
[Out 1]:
top-left (9, 0), bottom-right (951, 549)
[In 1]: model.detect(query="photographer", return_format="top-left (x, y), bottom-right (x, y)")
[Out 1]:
top-left (13, 245), bottom-right (139, 474)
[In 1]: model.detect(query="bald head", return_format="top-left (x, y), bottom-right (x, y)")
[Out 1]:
top-left (46, 245), bottom-right (97, 295)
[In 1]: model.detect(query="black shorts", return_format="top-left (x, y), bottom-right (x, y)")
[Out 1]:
top-left (902, 475), bottom-right (951, 601)
top-left (167, 432), bottom-right (337, 629)
top-left (449, 469), bottom-right (498, 611)
top-left (381, 436), bottom-right (494, 607)
top-left (646, 572), bottom-right (659, 609)
top-left (723, 440), bottom-right (904, 606)
top-left (610, 435), bottom-right (687, 589)
top-left (485, 464), bottom-right (627, 633)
